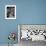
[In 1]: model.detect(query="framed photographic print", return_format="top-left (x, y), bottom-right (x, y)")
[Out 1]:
top-left (5, 5), bottom-right (16, 19)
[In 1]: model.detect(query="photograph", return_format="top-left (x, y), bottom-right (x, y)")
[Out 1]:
top-left (5, 5), bottom-right (16, 19)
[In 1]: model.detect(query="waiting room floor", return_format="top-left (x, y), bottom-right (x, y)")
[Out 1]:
top-left (19, 39), bottom-right (46, 46)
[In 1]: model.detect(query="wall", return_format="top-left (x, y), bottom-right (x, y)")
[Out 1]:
top-left (0, 0), bottom-right (46, 44)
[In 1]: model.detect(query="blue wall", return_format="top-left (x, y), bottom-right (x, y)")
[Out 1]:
top-left (0, 0), bottom-right (46, 44)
